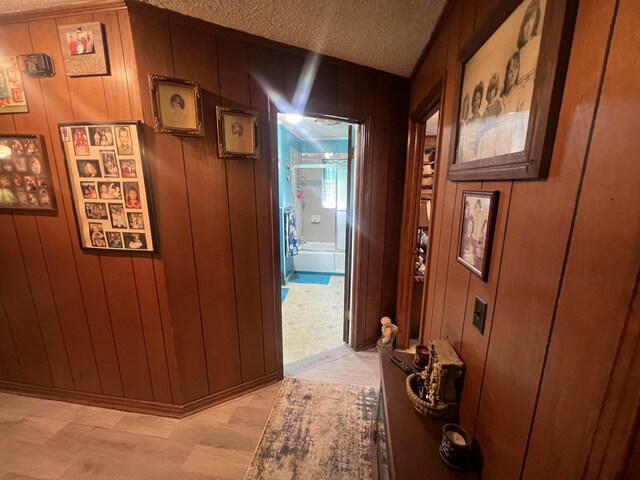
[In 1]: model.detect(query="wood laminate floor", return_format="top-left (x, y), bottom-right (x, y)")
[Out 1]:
top-left (0, 348), bottom-right (380, 479)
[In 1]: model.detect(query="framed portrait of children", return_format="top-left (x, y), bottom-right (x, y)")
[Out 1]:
top-left (216, 106), bottom-right (259, 159)
top-left (0, 56), bottom-right (28, 114)
top-left (57, 22), bottom-right (109, 77)
top-left (448, 0), bottom-right (578, 181)
top-left (58, 121), bottom-right (157, 252)
top-left (457, 190), bottom-right (499, 281)
top-left (149, 74), bottom-right (203, 137)
top-left (0, 134), bottom-right (56, 211)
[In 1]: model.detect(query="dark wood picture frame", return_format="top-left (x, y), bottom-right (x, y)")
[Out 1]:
top-left (0, 134), bottom-right (56, 212)
top-left (457, 190), bottom-right (499, 281)
top-left (58, 121), bottom-right (158, 253)
top-left (216, 106), bottom-right (259, 159)
top-left (448, 0), bottom-right (578, 181)
top-left (149, 74), bottom-right (204, 137)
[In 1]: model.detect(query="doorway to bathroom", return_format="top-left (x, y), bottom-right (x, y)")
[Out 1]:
top-left (276, 113), bottom-right (359, 368)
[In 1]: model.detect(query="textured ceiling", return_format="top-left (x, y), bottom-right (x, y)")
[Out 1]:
top-left (3, 0), bottom-right (447, 77)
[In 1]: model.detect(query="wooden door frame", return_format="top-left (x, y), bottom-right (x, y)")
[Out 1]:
top-left (394, 78), bottom-right (444, 350)
top-left (268, 105), bottom-right (369, 365)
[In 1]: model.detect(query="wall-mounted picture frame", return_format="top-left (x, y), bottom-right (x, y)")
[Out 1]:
top-left (0, 56), bottom-right (28, 114)
top-left (58, 121), bottom-right (157, 252)
top-left (216, 106), bottom-right (259, 159)
top-left (448, 0), bottom-right (578, 181)
top-left (149, 74), bottom-right (204, 137)
top-left (57, 22), bottom-right (109, 77)
top-left (457, 190), bottom-right (499, 281)
top-left (0, 134), bottom-right (56, 211)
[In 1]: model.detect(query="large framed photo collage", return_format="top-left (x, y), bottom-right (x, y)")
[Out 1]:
top-left (59, 121), bottom-right (156, 252)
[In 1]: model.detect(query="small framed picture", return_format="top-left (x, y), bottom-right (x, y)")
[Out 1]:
top-left (57, 22), bottom-right (109, 77)
top-left (0, 135), bottom-right (56, 211)
top-left (216, 106), bottom-right (259, 159)
top-left (457, 190), bottom-right (499, 281)
top-left (59, 121), bottom-right (157, 252)
top-left (0, 56), bottom-right (28, 114)
top-left (149, 74), bottom-right (203, 137)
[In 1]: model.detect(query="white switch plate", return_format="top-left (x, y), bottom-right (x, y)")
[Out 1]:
top-left (310, 215), bottom-right (320, 223)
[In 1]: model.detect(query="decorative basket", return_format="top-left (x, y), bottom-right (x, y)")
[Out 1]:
top-left (406, 373), bottom-right (458, 420)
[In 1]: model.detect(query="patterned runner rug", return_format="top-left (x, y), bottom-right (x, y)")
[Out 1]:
top-left (244, 378), bottom-right (378, 479)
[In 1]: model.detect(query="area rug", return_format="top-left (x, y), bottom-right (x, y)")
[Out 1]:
top-left (244, 378), bottom-right (378, 479)
top-left (289, 272), bottom-right (331, 285)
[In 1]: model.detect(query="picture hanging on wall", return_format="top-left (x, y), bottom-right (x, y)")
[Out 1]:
top-left (58, 121), bottom-right (157, 252)
top-left (0, 56), bottom-right (28, 114)
top-left (57, 22), bottom-right (109, 77)
top-left (457, 190), bottom-right (499, 281)
top-left (0, 134), bottom-right (56, 211)
top-left (149, 74), bottom-right (204, 136)
top-left (216, 106), bottom-right (259, 159)
top-left (448, 0), bottom-right (578, 180)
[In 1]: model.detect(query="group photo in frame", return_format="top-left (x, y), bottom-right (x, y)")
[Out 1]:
top-left (457, 190), bottom-right (499, 281)
top-left (448, 0), bottom-right (578, 180)
top-left (0, 134), bottom-right (56, 211)
top-left (57, 22), bottom-right (109, 77)
top-left (216, 106), bottom-right (259, 159)
top-left (149, 74), bottom-right (203, 136)
top-left (58, 121), bottom-right (156, 252)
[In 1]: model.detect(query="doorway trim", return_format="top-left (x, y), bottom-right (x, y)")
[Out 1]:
top-left (395, 78), bottom-right (445, 349)
top-left (268, 106), bottom-right (369, 370)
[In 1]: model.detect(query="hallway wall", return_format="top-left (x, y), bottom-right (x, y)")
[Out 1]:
top-left (412, 0), bottom-right (640, 478)
top-left (0, 0), bottom-right (409, 411)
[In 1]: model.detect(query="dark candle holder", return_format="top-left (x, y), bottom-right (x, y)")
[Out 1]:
top-left (439, 423), bottom-right (471, 470)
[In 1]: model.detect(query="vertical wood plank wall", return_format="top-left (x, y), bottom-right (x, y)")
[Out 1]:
top-left (0, 1), bottom-right (409, 410)
top-left (412, 0), bottom-right (640, 478)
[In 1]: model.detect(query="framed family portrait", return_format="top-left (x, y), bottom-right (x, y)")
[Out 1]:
top-left (216, 106), bottom-right (259, 159)
top-left (58, 121), bottom-right (157, 252)
top-left (149, 74), bottom-right (204, 136)
top-left (0, 56), bottom-right (28, 114)
top-left (0, 135), bottom-right (56, 211)
top-left (457, 190), bottom-right (499, 281)
top-left (57, 22), bottom-right (109, 76)
top-left (448, 0), bottom-right (578, 181)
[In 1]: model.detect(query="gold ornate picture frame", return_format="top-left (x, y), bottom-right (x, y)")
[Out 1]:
top-left (149, 74), bottom-right (204, 137)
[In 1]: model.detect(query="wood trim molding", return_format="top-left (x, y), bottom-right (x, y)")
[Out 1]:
top-left (0, 372), bottom-right (281, 419)
top-left (0, 0), bottom-right (127, 24)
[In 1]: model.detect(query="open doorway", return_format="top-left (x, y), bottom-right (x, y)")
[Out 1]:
top-left (276, 113), bottom-right (359, 367)
top-left (396, 91), bottom-right (442, 350)
top-left (409, 109), bottom-right (439, 341)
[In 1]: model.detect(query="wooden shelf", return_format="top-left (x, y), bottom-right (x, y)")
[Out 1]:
top-left (373, 351), bottom-right (478, 480)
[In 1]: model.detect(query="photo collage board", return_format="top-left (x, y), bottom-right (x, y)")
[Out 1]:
top-left (59, 122), bottom-right (156, 252)
top-left (0, 135), bottom-right (56, 211)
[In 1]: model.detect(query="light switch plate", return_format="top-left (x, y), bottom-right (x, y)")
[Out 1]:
top-left (473, 296), bottom-right (487, 335)
top-left (310, 214), bottom-right (320, 223)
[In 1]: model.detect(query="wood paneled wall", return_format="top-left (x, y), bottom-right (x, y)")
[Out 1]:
top-left (412, 0), bottom-right (640, 478)
top-left (0, 0), bottom-right (409, 412)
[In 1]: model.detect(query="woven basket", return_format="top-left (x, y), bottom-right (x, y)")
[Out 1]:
top-left (406, 373), bottom-right (452, 419)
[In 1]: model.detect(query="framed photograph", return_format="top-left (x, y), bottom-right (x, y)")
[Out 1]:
top-left (457, 190), bottom-right (499, 281)
top-left (0, 56), bottom-right (28, 114)
top-left (216, 106), bottom-right (259, 159)
top-left (149, 75), bottom-right (203, 136)
top-left (57, 22), bottom-right (109, 76)
top-left (448, 0), bottom-right (577, 181)
top-left (0, 134), bottom-right (56, 211)
top-left (58, 121), bottom-right (157, 252)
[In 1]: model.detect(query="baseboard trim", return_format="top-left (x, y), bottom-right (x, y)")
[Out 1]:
top-left (0, 372), bottom-right (282, 418)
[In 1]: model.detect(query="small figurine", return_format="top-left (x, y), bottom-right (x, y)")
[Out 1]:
top-left (376, 316), bottom-right (399, 350)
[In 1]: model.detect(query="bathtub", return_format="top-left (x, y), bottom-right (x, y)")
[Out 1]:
top-left (293, 241), bottom-right (345, 274)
